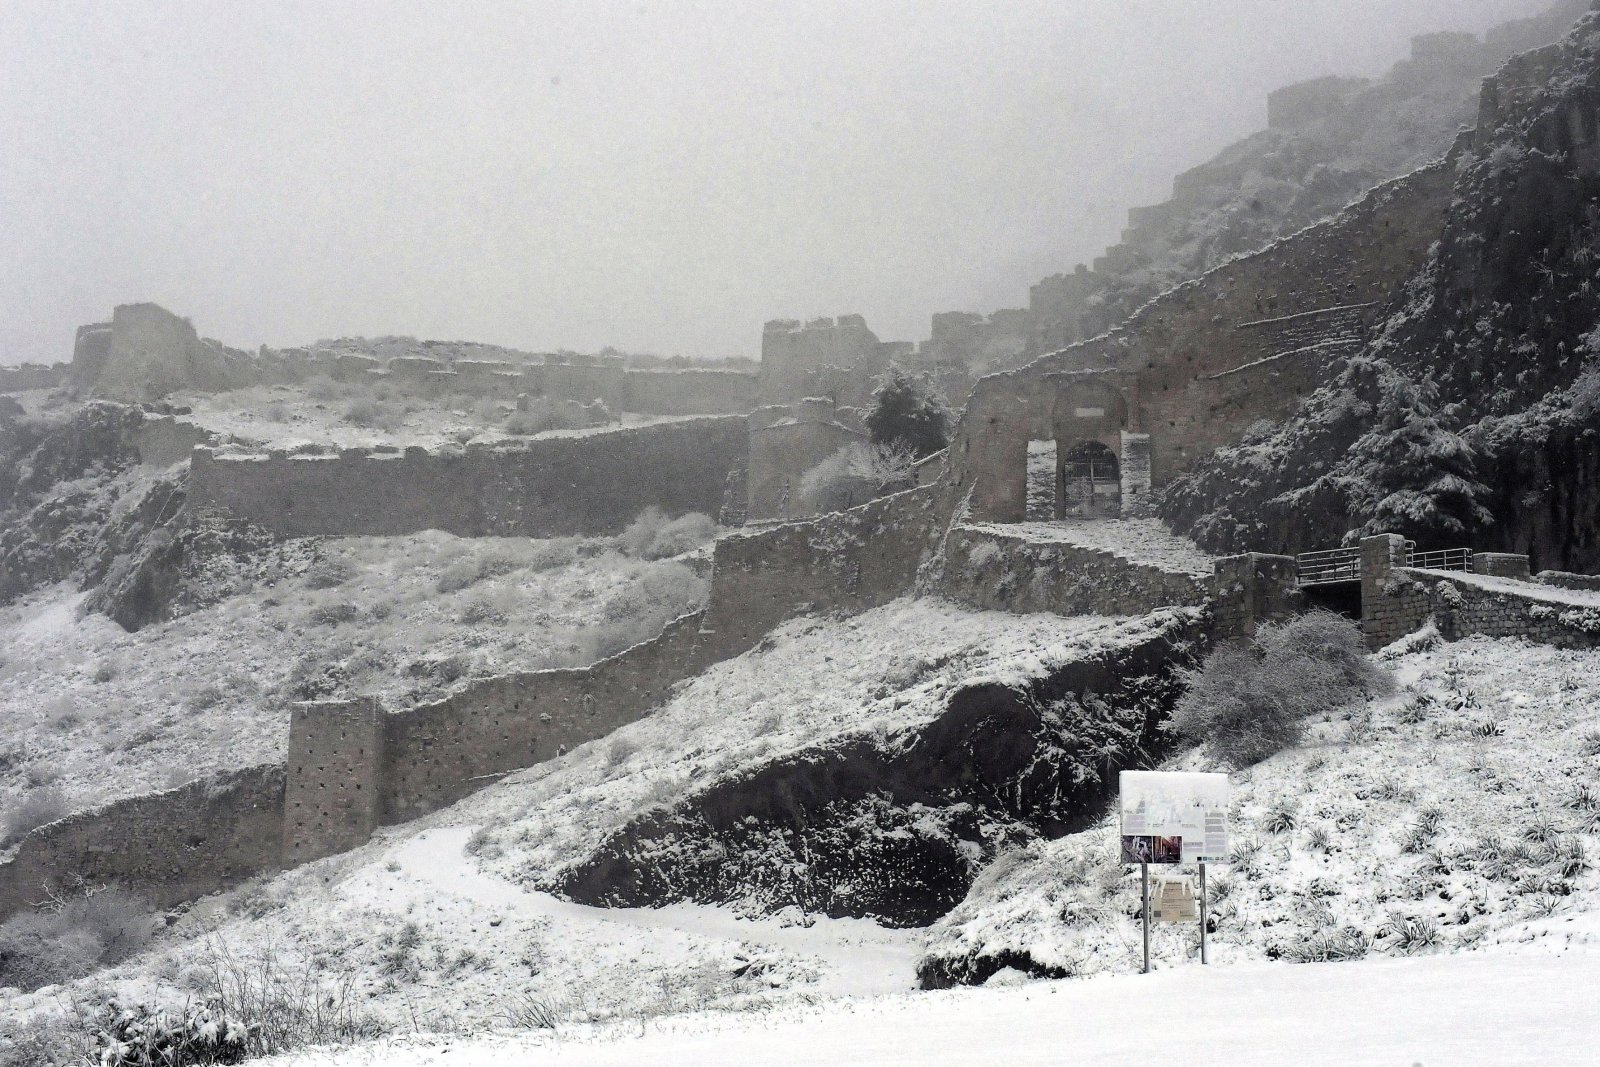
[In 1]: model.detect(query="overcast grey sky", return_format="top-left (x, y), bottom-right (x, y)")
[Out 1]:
top-left (0, 0), bottom-right (1557, 362)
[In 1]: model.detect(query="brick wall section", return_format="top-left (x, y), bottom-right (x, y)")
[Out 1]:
top-left (283, 699), bottom-right (385, 865)
top-left (938, 524), bottom-right (1211, 616)
top-left (0, 765), bottom-right (284, 920)
top-left (188, 416), bottom-right (748, 538)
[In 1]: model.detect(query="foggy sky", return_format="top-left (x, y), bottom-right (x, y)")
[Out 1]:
top-left (0, 0), bottom-right (1556, 363)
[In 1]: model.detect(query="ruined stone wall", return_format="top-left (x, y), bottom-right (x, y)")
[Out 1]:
top-left (86, 304), bottom-right (253, 401)
top-left (945, 157), bottom-right (1460, 524)
top-left (623, 369), bottom-right (759, 415)
top-left (127, 415), bottom-right (214, 467)
top-left (378, 612), bottom-right (714, 824)
top-left (704, 485), bottom-right (940, 654)
top-left (759, 316), bottom-right (892, 406)
top-left (938, 523), bottom-right (1211, 617)
top-left (746, 402), bottom-right (869, 521)
top-left (1365, 566), bottom-right (1600, 650)
top-left (189, 416), bottom-right (747, 538)
top-left (0, 362), bottom-right (70, 393)
top-left (0, 765), bottom-right (284, 921)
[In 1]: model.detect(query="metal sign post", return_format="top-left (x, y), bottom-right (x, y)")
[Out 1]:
top-left (1141, 861), bottom-right (1151, 974)
top-left (1119, 770), bottom-right (1229, 975)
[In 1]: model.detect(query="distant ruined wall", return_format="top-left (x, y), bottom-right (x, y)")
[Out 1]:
top-left (189, 416), bottom-right (748, 538)
top-left (82, 304), bottom-right (253, 401)
top-left (0, 362), bottom-right (70, 393)
top-left (127, 414), bottom-right (214, 467)
top-left (0, 765), bottom-right (284, 921)
top-left (623, 369), bottom-right (759, 415)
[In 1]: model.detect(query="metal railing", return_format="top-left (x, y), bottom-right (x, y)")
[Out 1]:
top-left (1407, 545), bottom-right (1473, 573)
top-left (1296, 542), bottom-right (1473, 587)
top-left (1296, 546), bottom-right (1362, 586)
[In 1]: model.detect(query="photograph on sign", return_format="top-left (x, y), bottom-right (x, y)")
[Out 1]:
top-left (1120, 834), bottom-right (1182, 865)
top-left (1119, 770), bottom-right (1230, 863)
top-left (1150, 874), bottom-right (1200, 923)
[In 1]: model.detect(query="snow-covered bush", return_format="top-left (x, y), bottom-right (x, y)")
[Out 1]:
top-left (1170, 610), bottom-right (1392, 767)
top-left (796, 442), bottom-right (915, 514)
top-left (616, 507), bottom-right (716, 560)
top-left (90, 1002), bottom-right (250, 1066)
top-left (0, 889), bottom-right (154, 992)
top-left (1, 785), bottom-right (67, 845)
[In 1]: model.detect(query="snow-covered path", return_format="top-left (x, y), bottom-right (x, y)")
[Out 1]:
top-left (388, 827), bottom-right (920, 998)
top-left (268, 946), bottom-right (1600, 1066)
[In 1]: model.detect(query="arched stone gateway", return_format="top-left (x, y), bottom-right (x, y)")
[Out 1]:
top-left (1059, 440), bottom-right (1121, 518)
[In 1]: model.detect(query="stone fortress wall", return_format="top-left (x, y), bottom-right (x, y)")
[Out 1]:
top-left (7, 4), bottom-right (1600, 923)
top-left (189, 416), bottom-right (748, 538)
top-left (941, 150), bottom-right (1462, 527)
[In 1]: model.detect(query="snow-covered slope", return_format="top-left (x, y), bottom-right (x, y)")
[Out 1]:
top-left (920, 632), bottom-right (1600, 985)
top-left (0, 532), bottom-right (706, 819)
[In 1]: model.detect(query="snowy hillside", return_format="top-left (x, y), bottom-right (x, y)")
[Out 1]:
top-left (920, 631), bottom-right (1600, 985)
top-left (0, 530), bottom-right (708, 825)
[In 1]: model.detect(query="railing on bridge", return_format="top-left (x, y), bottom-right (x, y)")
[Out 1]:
top-left (1297, 547), bottom-right (1362, 586)
top-left (1296, 542), bottom-right (1472, 587)
top-left (1407, 545), bottom-right (1473, 573)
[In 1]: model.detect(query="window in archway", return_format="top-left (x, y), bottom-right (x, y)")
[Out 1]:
top-left (1059, 440), bottom-right (1121, 519)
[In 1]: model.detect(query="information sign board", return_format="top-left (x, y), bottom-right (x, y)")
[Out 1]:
top-left (1119, 770), bottom-right (1230, 864)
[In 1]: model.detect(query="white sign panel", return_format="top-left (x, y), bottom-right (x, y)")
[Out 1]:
top-left (1119, 770), bottom-right (1230, 864)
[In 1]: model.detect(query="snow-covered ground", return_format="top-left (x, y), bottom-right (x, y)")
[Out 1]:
top-left (171, 383), bottom-right (686, 451)
top-left (6, 620), bottom-right (1599, 1067)
top-left (0, 531), bottom-right (708, 819)
top-left (261, 946), bottom-right (1600, 1066)
top-left (966, 519), bottom-right (1219, 576)
top-left (920, 632), bottom-right (1600, 980)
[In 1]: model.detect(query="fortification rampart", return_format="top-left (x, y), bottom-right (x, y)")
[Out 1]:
top-left (945, 154), bottom-right (1460, 525)
top-left (189, 416), bottom-right (747, 538)
top-left (938, 523), bottom-right (1211, 616)
top-left (0, 765), bottom-right (284, 919)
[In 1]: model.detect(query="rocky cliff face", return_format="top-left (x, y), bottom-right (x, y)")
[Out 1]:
top-left (1160, 9), bottom-right (1600, 572)
top-left (1019, 2), bottom-right (1590, 360)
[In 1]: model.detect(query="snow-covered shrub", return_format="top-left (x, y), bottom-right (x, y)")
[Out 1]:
top-left (796, 442), bottom-right (915, 515)
top-left (1170, 611), bottom-right (1392, 767)
top-left (303, 559), bottom-right (356, 590)
top-left (1260, 797), bottom-right (1298, 835)
top-left (616, 507), bottom-right (716, 560)
top-left (1, 786), bottom-right (67, 845)
top-left (1377, 914), bottom-right (1441, 955)
top-left (89, 1002), bottom-right (250, 1066)
top-left (0, 889), bottom-right (154, 992)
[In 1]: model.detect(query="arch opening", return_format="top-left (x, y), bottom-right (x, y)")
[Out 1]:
top-left (1058, 440), bottom-right (1121, 519)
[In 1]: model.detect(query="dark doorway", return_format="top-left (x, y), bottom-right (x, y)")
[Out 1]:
top-left (1301, 581), bottom-right (1362, 620)
top-left (1058, 440), bottom-right (1121, 519)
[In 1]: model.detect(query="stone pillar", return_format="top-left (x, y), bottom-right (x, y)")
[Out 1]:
top-left (1472, 552), bottom-right (1532, 581)
top-left (1210, 553), bottom-right (1302, 638)
top-left (1360, 534), bottom-right (1427, 649)
top-left (282, 698), bottom-right (385, 865)
top-left (1119, 432), bottom-right (1153, 518)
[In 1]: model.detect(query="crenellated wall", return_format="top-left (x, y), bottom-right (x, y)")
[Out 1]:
top-left (189, 416), bottom-right (748, 538)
